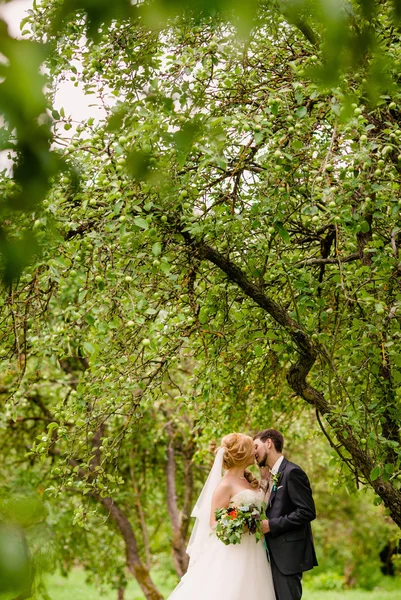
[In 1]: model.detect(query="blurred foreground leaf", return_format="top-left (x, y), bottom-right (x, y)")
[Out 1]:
top-left (0, 20), bottom-right (62, 283)
top-left (0, 524), bottom-right (32, 597)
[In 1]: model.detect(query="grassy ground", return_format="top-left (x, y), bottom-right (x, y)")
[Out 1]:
top-left (45, 568), bottom-right (176, 600)
top-left (304, 571), bottom-right (401, 600)
top-left (44, 568), bottom-right (401, 600)
top-left (305, 583), bottom-right (401, 600)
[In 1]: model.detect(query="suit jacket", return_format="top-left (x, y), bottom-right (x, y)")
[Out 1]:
top-left (265, 458), bottom-right (318, 575)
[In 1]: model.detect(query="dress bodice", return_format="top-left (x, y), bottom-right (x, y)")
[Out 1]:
top-left (230, 488), bottom-right (264, 508)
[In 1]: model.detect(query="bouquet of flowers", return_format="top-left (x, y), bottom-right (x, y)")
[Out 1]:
top-left (214, 503), bottom-right (265, 545)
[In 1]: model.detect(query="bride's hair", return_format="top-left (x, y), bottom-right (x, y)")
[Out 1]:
top-left (220, 433), bottom-right (259, 489)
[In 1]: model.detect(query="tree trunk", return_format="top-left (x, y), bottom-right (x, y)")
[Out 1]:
top-left (45, 428), bottom-right (162, 600)
top-left (98, 495), bottom-right (163, 600)
top-left (129, 449), bottom-right (152, 570)
top-left (165, 421), bottom-right (193, 577)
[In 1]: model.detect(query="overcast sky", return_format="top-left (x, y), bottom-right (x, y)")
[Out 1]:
top-left (0, 0), bottom-right (109, 172)
top-left (0, 0), bottom-right (31, 36)
top-left (0, 0), bottom-right (106, 124)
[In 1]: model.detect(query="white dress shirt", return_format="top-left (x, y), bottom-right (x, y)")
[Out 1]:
top-left (271, 455), bottom-right (284, 475)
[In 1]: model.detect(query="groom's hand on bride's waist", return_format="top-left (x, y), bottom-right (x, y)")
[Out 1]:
top-left (261, 519), bottom-right (270, 534)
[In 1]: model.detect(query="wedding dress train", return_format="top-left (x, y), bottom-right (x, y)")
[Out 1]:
top-left (168, 489), bottom-right (276, 600)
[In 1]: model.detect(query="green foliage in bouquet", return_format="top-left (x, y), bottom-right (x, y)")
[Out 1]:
top-left (215, 503), bottom-right (265, 546)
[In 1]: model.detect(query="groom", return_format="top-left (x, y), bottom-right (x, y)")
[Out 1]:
top-left (254, 429), bottom-right (318, 600)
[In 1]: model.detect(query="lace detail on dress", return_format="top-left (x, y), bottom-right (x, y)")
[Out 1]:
top-left (230, 489), bottom-right (264, 508)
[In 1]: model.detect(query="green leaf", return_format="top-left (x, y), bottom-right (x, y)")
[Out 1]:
top-left (359, 220), bottom-right (371, 233)
top-left (295, 106), bottom-right (307, 119)
top-left (134, 217), bottom-right (149, 230)
top-left (199, 307), bottom-right (210, 324)
top-left (83, 342), bottom-right (96, 355)
top-left (254, 344), bottom-right (263, 357)
top-left (127, 150), bottom-right (152, 181)
top-left (152, 242), bottom-right (162, 256)
top-left (275, 222), bottom-right (291, 243)
top-left (292, 139), bottom-right (303, 150)
top-left (173, 121), bottom-right (201, 166)
top-left (370, 466), bottom-right (383, 481)
top-left (85, 314), bottom-right (95, 325)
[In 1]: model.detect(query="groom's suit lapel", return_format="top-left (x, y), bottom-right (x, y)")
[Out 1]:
top-left (268, 457), bottom-right (288, 508)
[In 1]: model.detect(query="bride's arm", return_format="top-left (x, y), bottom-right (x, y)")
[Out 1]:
top-left (209, 480), bottom-right (231, 527)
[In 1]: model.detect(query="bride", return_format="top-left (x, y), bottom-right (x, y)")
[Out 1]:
top-left (168, 433), bottom-right (276, 600)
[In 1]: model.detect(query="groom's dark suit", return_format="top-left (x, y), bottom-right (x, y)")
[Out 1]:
top-left (265, 458), bottom-right (318, 600)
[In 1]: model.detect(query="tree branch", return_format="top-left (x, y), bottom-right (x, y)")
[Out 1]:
top-left (180, 229), bottom-right (401, 527)
top-left (181, 230), bottom-right (329, 413)
top-left (273, 1), bottom-right (320, 47)
top-left (296, 253), bottom-right (360, 267)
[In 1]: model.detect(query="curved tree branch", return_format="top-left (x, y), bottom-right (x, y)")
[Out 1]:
top-left (181, 229), bottom-right (401, 527)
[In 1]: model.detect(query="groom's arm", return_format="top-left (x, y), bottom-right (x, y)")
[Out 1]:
top-left (268, 467), bottom-right (316, 537)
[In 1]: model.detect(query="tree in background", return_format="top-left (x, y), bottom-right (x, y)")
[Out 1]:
top-left (1, 0), bottom-right (401, 596)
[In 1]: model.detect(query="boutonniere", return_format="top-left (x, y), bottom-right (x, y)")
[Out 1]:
top-left (271, 472), bottom-right (281, 492)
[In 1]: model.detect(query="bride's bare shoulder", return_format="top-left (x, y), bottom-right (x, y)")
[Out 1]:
top-left (213, 475), bottom-right (238, 498)
top-left (214, 476), bottom-right (232, 492)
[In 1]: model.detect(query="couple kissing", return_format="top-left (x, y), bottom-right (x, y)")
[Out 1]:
top-left (168, 429), bottom-right (318, 600)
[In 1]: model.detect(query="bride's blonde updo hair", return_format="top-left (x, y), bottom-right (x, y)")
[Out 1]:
top-left (221, 433), bottom-right (253, 468)
top-left (220, 433), bottom-right (259, 489)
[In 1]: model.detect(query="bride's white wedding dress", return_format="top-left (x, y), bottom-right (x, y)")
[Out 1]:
top-left (168, 488), bottom-right (276, 600)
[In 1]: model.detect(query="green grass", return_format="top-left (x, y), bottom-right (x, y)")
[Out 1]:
top-left (305, 572), bottom-right (401, 600)
top-left (43, 568), bottom-right (401, 600)
top-left (304, 583), bottom-right (401, 600)
top-left (45, 568), bottom-right (175, 600)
